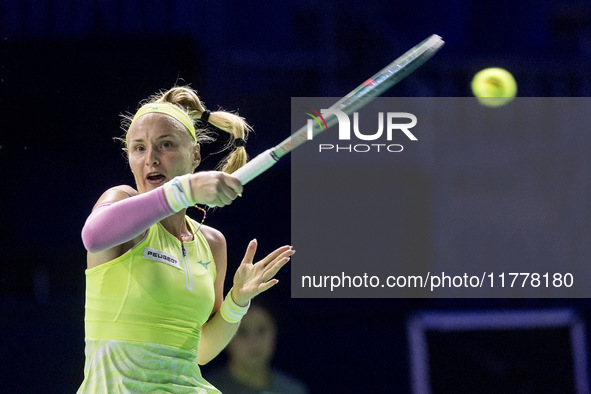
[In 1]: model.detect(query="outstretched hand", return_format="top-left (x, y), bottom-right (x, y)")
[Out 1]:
top-left (231, 240), bottom-right (294, 306)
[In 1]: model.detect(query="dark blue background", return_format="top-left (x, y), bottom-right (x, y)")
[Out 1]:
top-left (1, 0), bottom-right (590, 392)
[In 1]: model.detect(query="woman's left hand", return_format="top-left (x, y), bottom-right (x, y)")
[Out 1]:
top-left (230, 240), bottom-right (294, 306)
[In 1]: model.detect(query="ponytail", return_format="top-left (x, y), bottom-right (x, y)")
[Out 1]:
top-left (156, 86), bottom-right (251, 173)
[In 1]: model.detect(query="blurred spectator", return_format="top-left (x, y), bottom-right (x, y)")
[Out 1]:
top-left (207, 302), bottom-right (308, 394)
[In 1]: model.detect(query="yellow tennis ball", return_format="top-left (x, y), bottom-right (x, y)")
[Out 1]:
top-left (471, 67), bottom-right (517, 107)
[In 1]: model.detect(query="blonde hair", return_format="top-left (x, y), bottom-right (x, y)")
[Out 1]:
top-left (122, 86), bottom-right (251, 173)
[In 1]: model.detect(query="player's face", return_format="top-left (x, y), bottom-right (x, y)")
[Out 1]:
top-left (127, 113), bottom-right (200, 194)
top-left (228, 306), bottom-right (276, 367)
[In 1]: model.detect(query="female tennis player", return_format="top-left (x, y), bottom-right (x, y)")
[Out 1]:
top-left (78, 86), bottom-right (293, 393)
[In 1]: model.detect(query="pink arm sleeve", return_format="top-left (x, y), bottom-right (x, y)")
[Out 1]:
top-left (81, 187), bottom-right (173, 253)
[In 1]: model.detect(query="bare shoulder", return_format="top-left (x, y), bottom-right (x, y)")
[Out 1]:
top-left (109, 185), bottom-right (139, 197)
top-left (92, 184), bottom-right (138, 210)
top-left (199, 225), bottom-right (226, 252)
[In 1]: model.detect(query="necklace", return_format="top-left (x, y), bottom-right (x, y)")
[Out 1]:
top-left (179, 205), bottom-right (207, 255)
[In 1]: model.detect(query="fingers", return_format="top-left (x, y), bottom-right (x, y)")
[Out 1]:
top-left (261, 253), bottom-right (291, 281)
top-left (260, 245), bottom-right (293, 266)
top-left (223, 174), bottom-right (243, 196)
top-left (233, 243), bottom-right (293, 300)
top-left (257, 252), bottom-right (293, 294)
top-left (215, 183), bottom-right (236, 206)
top-left (258, 279), bottom-right (279, 293)
top-left (192, 172), bottom-right (244, 207)
top-left (241, 239), bottom-right (258, 265)
top-left (216, 174), bottom-right (242, 206)
top-left (259, 247), bottom-right (294, 282)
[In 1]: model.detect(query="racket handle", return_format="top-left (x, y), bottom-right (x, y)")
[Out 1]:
top-left (233, 148), bottom-right (279, 186)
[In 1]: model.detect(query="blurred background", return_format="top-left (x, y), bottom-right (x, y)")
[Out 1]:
top-left (1, 0), bottom-right (591, 392)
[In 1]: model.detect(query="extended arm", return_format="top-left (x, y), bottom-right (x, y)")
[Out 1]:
top-left (81, 187), bottom-right (172, 253)
top-left (82, 171), bottom-right (244, 254)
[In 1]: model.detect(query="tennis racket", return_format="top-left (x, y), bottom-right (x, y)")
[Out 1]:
top-left (233, 34), bottom-right (444, 185)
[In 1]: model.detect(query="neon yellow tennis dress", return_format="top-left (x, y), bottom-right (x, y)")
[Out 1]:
top-left (78, 218), bottom-right (220, 393)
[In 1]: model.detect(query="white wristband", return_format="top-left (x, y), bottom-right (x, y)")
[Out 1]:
top-left (162, 174), bottom-right (196, 212)
top-left (219, 290), bottom-right (250, 324)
